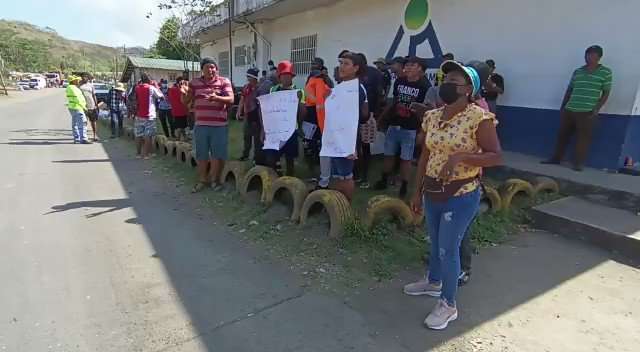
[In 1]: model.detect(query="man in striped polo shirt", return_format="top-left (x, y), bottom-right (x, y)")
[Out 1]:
top-left (181, 57), bottom-right (234, 192)
top-left (543, 45), bottom-right (612, 171)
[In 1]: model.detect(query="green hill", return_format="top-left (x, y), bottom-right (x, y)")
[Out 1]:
top-left (0, 19), bottom-right (146, 74)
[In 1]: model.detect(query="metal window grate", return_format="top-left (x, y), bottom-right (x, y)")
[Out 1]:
top-left (234, 45), bottom-right (248, 67)
top-left (290, 34), bottom-right (317, 76)
top-left (218, 51), bottom-right (230, 77)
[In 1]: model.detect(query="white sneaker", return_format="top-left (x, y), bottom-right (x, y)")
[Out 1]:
top-left (424, 299), bottom-right (458, 330)
top-left (403, 279), bottom-right (442, 297)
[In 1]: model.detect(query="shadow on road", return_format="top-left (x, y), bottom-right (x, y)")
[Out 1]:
top-left (9, 138), bottom-right (74, 142)
top-left (3, 141), bottom-right (75, 146)
top-left (52, 159), bottom-right (112, 163)
top-left (10, 128), bottom-right (72, 137)
top-left (45, 198), bottom-right (132, 218)
top-left (43, 129), bottom-right (638, 351)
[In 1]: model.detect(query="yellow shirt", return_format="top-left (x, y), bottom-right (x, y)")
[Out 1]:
top-left (422, 104), bottom-right (497, 196)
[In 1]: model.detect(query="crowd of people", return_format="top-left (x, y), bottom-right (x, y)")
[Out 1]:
top-left (64, 72), bottom-right (105, 144)
top-left (65, 43), bottom-right (611, 331)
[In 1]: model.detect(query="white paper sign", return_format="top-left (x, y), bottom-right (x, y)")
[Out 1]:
top-left (320, 79), bottom-right (359, 158)
top-left (258, 90), bottom-right (299, 150)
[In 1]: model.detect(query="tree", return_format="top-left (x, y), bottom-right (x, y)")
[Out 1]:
top-left (155, 17), bottom-right (183, 60)
top-left (156, 0), bottom-right (212, 61)
top-left (144, 45), bottom-right (166, 59)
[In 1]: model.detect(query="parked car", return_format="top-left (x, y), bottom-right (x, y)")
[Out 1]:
top-left (94, 83), bottom-right (110, 103)
top-left (45, 73), bottom-right (61, 87)
top-left (29, 77), bottom-right (47, 90)
top-left (17, 80), bottom-right (31, 90)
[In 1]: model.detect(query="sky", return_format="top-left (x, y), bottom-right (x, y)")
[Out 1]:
top-left (2, 0), bottom-right (175, 48)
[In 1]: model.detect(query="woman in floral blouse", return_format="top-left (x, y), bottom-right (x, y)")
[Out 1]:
top-left (405, 60), bottom-right (503, 330)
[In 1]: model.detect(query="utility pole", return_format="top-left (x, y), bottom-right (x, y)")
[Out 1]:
top-left (0, 53), bottom-right (8, 96)
top-left (228, 0), bottom-right (233, 82)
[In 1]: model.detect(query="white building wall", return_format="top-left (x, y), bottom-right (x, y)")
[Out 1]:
top-left (201, 28), bottom-right (256, 85)
top-left (430, 0), bottom-right (640, 115)
top-left (200, 0), bottom-right (639, 114)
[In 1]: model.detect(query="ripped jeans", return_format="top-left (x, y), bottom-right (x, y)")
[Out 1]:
top-left (425, 188), bottom-right (481, 306)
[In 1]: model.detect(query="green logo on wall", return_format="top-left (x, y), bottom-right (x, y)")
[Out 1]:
top-left (404, 0), bottom-right (430, 31)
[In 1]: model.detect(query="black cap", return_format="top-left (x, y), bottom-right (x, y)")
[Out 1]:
top-left (406, 56), bottom-right (427, 71)
top-left (391, 56), bottom-right (407, 65)
top-left (200, 57), bottom-right (217, 69)
top-left (586, 45), bottom-right (603, 57)
top-left (246, 68), bottom-right (260, 79)
top-left (466, 60), bottom-right (491, 89)
top-left (313, 57), bottom-right (324, 66)
top-left (485, 59), bottom-right (496, 69)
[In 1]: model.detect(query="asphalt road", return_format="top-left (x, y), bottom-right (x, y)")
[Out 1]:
top-left (1, 89), bottom-right (639, 352)
top-left (0, 89), bottom-right (393, 351)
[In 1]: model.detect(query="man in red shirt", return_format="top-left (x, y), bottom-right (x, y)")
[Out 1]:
top-left (181, 57), bottom-right (234, 193)
top-left (237, 68), bottom-right (261, 162)
top-left (168, 77), bottom-right (189, 141)
top-left (134, 73), bottom-right (164, 159)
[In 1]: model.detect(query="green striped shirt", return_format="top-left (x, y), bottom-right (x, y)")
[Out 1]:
top-left (565, 65), bottom-right (612, 112)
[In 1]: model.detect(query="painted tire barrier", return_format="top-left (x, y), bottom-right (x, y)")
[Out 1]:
top-left (300, 190), bottom-right (353, 239)
top-left (480, 185), bottom-right (502, 213)
top-left (154, 135), bottom-right (167, 151)
top-left (499, 178), bottom-right (535, 210)
top-left (164, 141), bottom-right (178, 158)
top-left (365, 195), bottom-right (414, 229)
top-left (266, 176), bottom-right (310, 221)
top-left (176, 142), bottom-right (192, 164)
top-left (220, 161), bottom-right (250, 191)
top-left (240, 166), bottom-right (279, 203)
top-left (532, 176), bottom-right (559, 195)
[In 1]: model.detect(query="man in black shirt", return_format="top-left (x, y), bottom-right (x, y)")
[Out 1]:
top-left (482, 59), bottom-right (505, 114)
top-left (374, 56), bottom-right (430, 198)
top-left (375, 57), bottom-right (392, 98)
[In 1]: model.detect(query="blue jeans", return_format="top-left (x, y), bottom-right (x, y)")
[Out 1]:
top-left (425, 188), bottom-right (481, 306)
top-left (330, 157), bottom-right (354, 179)
top-left (384, 126), bottom-right (416, 161)
top-left (69, 109), bottom-right (87, 142)
top-left (318, 156), bottom-right (331, 187)
top-left (194, 125), bottom-right (228, 161)
top-left (110, 110), bottom-right (123, 136)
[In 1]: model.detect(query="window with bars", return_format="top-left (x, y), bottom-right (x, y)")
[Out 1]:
top-left (290, 34), bottom-right (317, 76)
top-left (218, 51), bottom-right (230, 77)
top-left (234, 45), bottom-right (249, 67)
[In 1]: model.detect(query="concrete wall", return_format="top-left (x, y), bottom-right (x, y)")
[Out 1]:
top-left (198, 0), bottom-right (640, 168)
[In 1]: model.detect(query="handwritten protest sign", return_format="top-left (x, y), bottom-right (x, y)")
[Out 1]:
top-left (258, 90), bottom-right (299, 150)
top-left (320, 79), bottom-right (359, 158)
